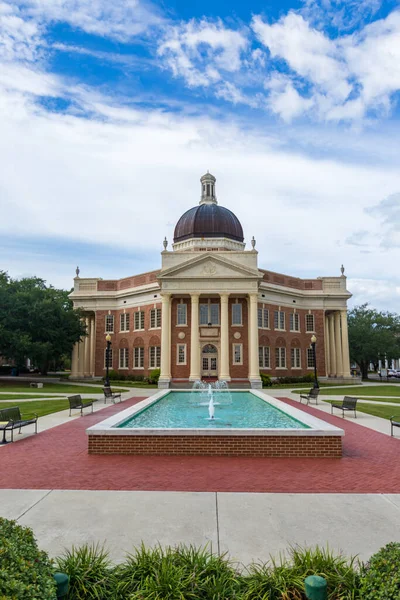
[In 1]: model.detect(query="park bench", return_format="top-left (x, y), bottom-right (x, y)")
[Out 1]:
top-left (30, 382), bottom-right (43, 388)
top-left (0, 406), bottom-right (38, 445)
top-left (299, 388), bottom-right (320, 405)
top-left (103, 386), bottom-right (122, 404)
top-left (68, 395), bottom-right (97, 417)
top-left (390, 415), bottom-right (400, 437)
top-left (331, 396), bottom-right (358, 418)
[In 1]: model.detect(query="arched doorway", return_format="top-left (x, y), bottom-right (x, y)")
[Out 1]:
top-left (202, 344), bottom-right (218, 378)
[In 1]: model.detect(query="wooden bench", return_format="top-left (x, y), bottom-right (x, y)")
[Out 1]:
top-left (68, 395), bottom-right (97, 417)
top-left (103, 386), bottom-right (122, 404)
top-left (0, 406), bottom-right (38, 444)
top-left (331, 396), bottom-right (358, 418)
top-left (299, 388), bottom-right (320, 405)
top-left (390, 415), bottom-right (400, 437)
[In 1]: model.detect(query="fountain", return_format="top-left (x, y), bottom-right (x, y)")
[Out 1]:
top-left (208, 385), bottom-right (215, 420)
top-left (190, 380), bottom-right (232, 406)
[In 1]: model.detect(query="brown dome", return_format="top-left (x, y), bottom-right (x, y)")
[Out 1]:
top-left (173, 204), bottom-right (244, 243)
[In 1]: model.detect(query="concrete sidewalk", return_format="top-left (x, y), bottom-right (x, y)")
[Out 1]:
top-left (1, 489), bottom-right (400, 564)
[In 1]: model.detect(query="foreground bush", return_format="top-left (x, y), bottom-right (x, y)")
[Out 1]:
top-left (359, 542), bottom-right (400, 599)
top-left (0, 517), bottom-right (56, 599)
top-left (56, 544), bottom-right (114, 600)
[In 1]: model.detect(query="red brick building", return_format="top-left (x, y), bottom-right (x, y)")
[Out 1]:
top-left (70, 172), bottom-right (351, 388)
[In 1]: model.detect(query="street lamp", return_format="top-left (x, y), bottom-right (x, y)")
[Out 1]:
top-left (105, 333), bottom-right (112, 387)
top-left (310, 334), bottom-right (319, 389)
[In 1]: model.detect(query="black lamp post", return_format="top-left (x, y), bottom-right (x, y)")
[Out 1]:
top-left (104, 333), bottom-right (112, 387)
top-left (311, 334), bottom-right (319, 389)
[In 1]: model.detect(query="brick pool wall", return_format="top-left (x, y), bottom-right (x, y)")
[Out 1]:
top-left (88, 434), bottom-right (342, 457)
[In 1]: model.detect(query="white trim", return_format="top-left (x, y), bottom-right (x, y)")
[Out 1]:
top-left (232, 343), bottom-right (243, 366)
top-left (176, 343), bottom-right (187, 366)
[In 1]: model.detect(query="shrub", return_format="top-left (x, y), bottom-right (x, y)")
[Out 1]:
top-left (0, 517), bottom-right (56, 600)
top-left (260, 372), bottom-right (272, 387)
top-left (275, 374), bottom-right (315, 385)
top-left (148, 368), bottom-right (160, 384)
top-left (359, 542), bottom-right (400, 599)
top-left (106, 369), bottom-right (120, 381)
top-left (56, 543), bottom-right (115, 600)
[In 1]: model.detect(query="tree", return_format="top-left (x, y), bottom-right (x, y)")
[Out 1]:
top-left (348, 304), bottom-right (400, 379)
top-left (0, 272), bottom-right (86, 374)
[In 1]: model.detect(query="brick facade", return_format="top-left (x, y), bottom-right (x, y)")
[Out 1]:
top-left (88, 434), bottom-right (342, 457)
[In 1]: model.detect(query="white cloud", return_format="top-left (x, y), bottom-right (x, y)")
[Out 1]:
top-left (0, 1), bottom-right (42, 61)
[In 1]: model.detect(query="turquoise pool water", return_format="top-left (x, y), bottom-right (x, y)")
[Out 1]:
top-left (116, 391), bottom-right (309, 429)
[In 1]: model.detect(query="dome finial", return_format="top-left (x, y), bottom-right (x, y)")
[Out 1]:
top-left (200, 172), bottom-right (217, 205)
top-left (163, 237), bottom-right (168, 250)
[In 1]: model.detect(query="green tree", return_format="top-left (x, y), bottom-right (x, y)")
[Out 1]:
top-left (0, 271), bottom-right (86, 374)
top-left (348, 304), bottom-right (400, 379)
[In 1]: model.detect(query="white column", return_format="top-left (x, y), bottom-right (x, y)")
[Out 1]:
top-left (324, 313), bottom-right (331, 376)
top-left (248, 293), bottom-right (262, 388)
top-left (90, 316), bottom-right (96, 376)
top-left (71, 343), bottom-right (79, 377)
top-left (340, 310), bottom-right (351, 377)
top-left (334, 311), bottom-right (343, 377)
top-left (189, 294), bottom-right (201, 381)
top-left (84, 317), bottom-right (90, 376)
top-left (159, 293), bottom-right (171, 388)
top-left (329, 313), bottom-right (336, 377)
top-left (219, 293), bottom-right (231, 381)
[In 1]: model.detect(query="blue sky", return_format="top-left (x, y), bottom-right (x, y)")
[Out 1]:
top-left (1, 0), bottom-right (400, 309)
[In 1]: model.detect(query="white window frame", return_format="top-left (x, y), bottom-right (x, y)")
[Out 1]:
top-left (291, 347), bottom-right (301, 369)
top-left (150, 308), bottom-right (161, 329)
top-left (259, 346), bottom-right (270, 369)
top-left (306, 314), bottom-right (315, 333)
top-left (104, 347), bottom-right (113, 369)
top-left (274, 310), bottom-right (285, 331)
top-left (119, 347), bottom-right (129, 369)
top-left (177, 343), bottom-right (187, 365)
top-left (258, 306), bottom-right (269, 329)
top-left (134, 311), bottom-right (145, 331)
top-left (177, 303), bottom-right (187, 326)
top-left (290, 313), bottom-right (300, 332)
top-left (120, 313), bottom-right (130, 333)
top-left (149, 346), bottom-right (161, 368)
top-left (105, 315), bottom-right (114, 333)
top-left (232, 303), bottom-right (242, 326)
top-left (134, 347), bottom-right (144, 369)
top-left (275, 347), bottom-right (286, 369)
top-left (233, 343), bottom-right (243, 365)
top-left (199, 301), bottom-right (220, 326)
top-left (307, 347), bottom-right (315, 369)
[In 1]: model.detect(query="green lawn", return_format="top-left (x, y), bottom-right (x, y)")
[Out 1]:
top-left (0, 399), bottom-right (75, 417)
top-left (294, 385), bottom-right (400, 397)
top-left (0, 394), bottom-right (64, 400)
top-left (0, 383), bottom-right (128, 394)
top-left (108, 380), bottom-right (158, 388)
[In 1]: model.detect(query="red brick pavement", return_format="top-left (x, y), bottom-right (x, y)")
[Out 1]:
top-left (0, 397), bottom-right (399, 493)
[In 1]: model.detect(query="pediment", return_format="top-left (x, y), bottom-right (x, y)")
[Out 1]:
top-left (158, 254), bottom-right (262, 280)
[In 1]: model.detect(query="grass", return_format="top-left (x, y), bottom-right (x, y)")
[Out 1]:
top-left (107, 380), bottom-right (158, 388)
top-left (0, 399), bottom-right (72, 417)
top-left (0, 394), bottom-right (64, 400)
top-left (323, 399), bottom-right (400, 421)
top-left (0, 383), bottom-right (128, 394)
top-left (294, 385), bottom-right (400, 397)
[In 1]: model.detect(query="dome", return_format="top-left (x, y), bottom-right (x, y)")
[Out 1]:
top-left (173, 203), bottom-right (244, 243)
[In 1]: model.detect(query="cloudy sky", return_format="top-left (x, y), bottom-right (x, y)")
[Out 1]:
top-left (2, 0), bottom-right (400, 310)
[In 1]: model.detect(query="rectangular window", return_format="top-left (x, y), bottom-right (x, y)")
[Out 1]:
top-left (120, 313), bottom-right (130, 332)
top-left (134, 311), bottom-right (145, 331)
top-left (291, 348), bottom-right (301, 368)
top-left (177, 344), bottom-right (187, 365)
top-left (177, 303), bottom-right (187, 326)
top-left (258, 307), bottom-right (269, 329)
top-left (200, 304), bottom-right (208, 325)
top-left (210, 304), bottom-right (219, 325)
top-left (275, 347), bottom-right (286, 368)
top-left (306, 314), bottom-right (315, 332)
top-left (104, 348), bottom-right (113, 368)
top-left (233, 344), bottom-right (242, 365)
top-left (289, 313), bottom-right (300, 332)
top-left (232, 303), bottom-right (242, 326)
top-left (149, 346), bottom-right (161, 368)
top-left (200, 303), bottom-right (219, 325)
top-left (274, 311), bottom-right (285, 330)
top-left (150, 308), bottom-right (161, 329)
top-left (134, 347), bottom-right (144, 369)
top-left (307, 348), bottom-right (315, 368)
top-left (259, 346), bottom-right (270, 368)
top-left (119, 348), bottom-right (129, 369)
top-left (105, 315), bottom-right (114, 333)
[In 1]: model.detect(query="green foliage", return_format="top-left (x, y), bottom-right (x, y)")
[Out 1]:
top-left (348, 304), bottom-right (400, 379)
top-left (275, 374), bottom-right (315, 385)
top-left (359, 542), bottom-right (400, 599)
top-left (0, 272), bottom-right (86, 374)
top-left (148, 368), bottom-right (161, 384)
top-left (56, 543), bottom-right (114, 600)
top-left (0, 517), bottom-right (56, 599)
top-left (107, 369), bottom-right (121, 381)
top-left (260, 372), bottom-right (272, 387)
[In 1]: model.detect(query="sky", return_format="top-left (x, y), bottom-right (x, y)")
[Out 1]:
top-left (2, 0), bottom-right (400, 311)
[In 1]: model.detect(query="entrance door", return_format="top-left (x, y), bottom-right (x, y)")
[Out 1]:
top-left (202, 344), bottom-right (218, 377)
